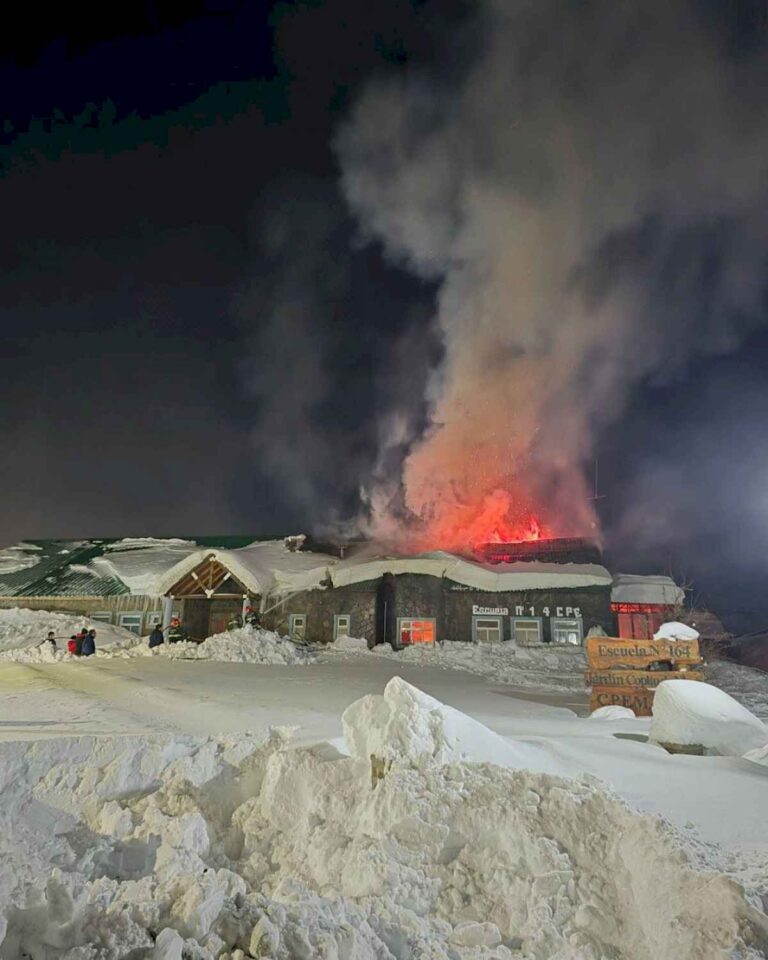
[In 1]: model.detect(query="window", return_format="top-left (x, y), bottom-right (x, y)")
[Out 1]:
top-left (118, 613), bottom-right (143, 636)
top-left (512, 617), bottom-right (543, 646)
top-left (146, 612), bottom-right (163, 627)
top-left (90, 612), bottom-right (113, 624)
top-left (398, 618), bottom-right (436, 646)
top-left (333, 614), bottom-right (351, 640)
top-left (289, 614), bottom-right (307, 640)
top-left (551, 617), bottom-right (583, 646)
top-left (473, 616), bottom-right (503, 644)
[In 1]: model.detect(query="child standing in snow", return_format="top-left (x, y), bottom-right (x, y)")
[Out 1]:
top-left (81, 629), bottom-right (96, 657)
top-left (148, 625), bottom-right (164, 648)
top-left (40, 631), bottom-right (57, 653)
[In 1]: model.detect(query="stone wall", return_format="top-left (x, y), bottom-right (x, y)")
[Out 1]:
top-left (262, 581), bottom-right (378, 645)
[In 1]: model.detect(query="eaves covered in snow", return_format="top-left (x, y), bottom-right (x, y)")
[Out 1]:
top-left (154, 544), bottom-right (614, 598)
top-left (611, 573), bottom-right (684, 607)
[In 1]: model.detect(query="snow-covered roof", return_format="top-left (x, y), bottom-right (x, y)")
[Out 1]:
top-left (327, 552), bottom-right (612, 593)
top-left (155, 540), bottom-right (336, 598)
top-left (91, 539), bottom-right (201, 595)
top-left (156, 542), bottom-right (613, 597)
top-left (611, 573), bottom-right (684, 607)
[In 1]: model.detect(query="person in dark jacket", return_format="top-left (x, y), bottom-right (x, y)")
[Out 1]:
top-left (148, 625), bottom-right (164, 648)
top-left (74, 630), bottom-right (86, 656)
top-left (41, 631), bottom-right (57, 653)
top-left (81, 629), bottom-right (96, 657)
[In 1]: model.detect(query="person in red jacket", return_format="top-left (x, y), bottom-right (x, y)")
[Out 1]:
top-left (67, 636), bottom-right (77, 655)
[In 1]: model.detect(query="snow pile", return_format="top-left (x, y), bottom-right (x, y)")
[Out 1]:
top-left (329, 633), bottom-right (370, 652)
top-left (702, 659), bottom-right (768, 719)
top-left (654, 621), bottom-right (700, 642)
top-left (588, 705), bottom-right (636, 720)
top-left (110, 628), bottom-right (317, 665)
top-left (342, 676), bottom-right (562, 772)
top-left (0, 681), bottom-right (765, 959)
top-left (169, 628), bottom-right (317, 665)
top-left (650, 679), bottom-right (768, 755)
top-left (0, 608), bottom-right (138, 660)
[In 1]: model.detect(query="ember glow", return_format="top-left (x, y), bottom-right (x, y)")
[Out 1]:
top-left (402, 487), bottom-right (555, 554)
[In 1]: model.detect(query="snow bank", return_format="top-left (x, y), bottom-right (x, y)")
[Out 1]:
top-left (0, 607), bottom-right (137, 660)
top-left (326, 639), bottom-right (587, 692)
top-left (654, 621), bottom-right (700, 642)
top-left (110, 627), bottom-right (316, 666)
top-left (329, 634), bottom-right (370, 652)
top-left (170, 628), bottom-right (316, 665)
top-left (342, 676), bottom-right (562, 771)
top-left (650, 679), bottom-right (768, 755)
top-left (588, 705), bottom-right (636, 720)
top-left (0, 682), bottom-right (765, 960)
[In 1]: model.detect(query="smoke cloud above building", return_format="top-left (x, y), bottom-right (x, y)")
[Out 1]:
top-left (336, 0), bottom-right (768, 551)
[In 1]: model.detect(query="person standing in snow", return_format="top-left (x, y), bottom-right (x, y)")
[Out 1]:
top-left (74, 629), bottom-right (86, 656)
top-left (244, 606), bottom-right (260, 628)
top-left (167, 617), bottom-right (187, 644)
top-left (67, 635), bottom-right (77, 655)
top-left (148, 624), bottom-right (164, 648)
top-left (81, 629), bottom-right (96, 657)
top-left (40, 631), bottom-right (57, 653)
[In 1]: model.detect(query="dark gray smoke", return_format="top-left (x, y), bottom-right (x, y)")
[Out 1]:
top-left (336, 0), bottom-right (768, 549)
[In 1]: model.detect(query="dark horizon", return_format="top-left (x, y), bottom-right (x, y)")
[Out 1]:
top-left (2, 1), bottom-right (768, 635)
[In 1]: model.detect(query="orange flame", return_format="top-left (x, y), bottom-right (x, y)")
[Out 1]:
top-left (404, 487), bottom-right (554, 553)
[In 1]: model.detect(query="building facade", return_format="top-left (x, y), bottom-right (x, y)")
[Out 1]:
top-left (0, 537), bottom-right (685, 649)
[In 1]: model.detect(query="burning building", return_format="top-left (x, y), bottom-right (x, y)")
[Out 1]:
top-left (0, 535), bottom-right (685, 649)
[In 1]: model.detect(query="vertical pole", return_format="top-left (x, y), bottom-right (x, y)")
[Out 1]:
top-left (242, 595), bottom-right (249, 620)
top-left (162, 595), bottom-right (173, 644)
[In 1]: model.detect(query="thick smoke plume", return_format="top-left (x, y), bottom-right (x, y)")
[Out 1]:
top-left (337, 1), bottom-right (768, 552)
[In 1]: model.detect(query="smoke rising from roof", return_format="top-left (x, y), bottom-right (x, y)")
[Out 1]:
top-left (336, 0), bottom-right (768, 549)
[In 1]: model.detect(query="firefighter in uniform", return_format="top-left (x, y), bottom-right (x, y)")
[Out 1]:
top-left (167, 616), bottom-right (187, 644)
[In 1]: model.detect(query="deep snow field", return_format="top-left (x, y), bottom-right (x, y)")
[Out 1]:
top-left (0, 608), bottom-right (767, 958)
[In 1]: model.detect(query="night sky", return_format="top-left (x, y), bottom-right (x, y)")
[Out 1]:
top-left (2, 1), bottom-right (767, 633)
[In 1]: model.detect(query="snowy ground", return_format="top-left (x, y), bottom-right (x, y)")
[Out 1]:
top-left (0, 611), bottom-right (767, 957)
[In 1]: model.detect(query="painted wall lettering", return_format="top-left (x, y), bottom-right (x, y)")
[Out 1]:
top-left (472, 605), bottom-right (509, 616)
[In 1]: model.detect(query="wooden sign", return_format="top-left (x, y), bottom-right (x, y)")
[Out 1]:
top-left (585, 670), bottom-right (705, 688)
top-left (589, 688), bottom-right (656, 715)
top-left (585, 636), bottom-right (701, 671)
top-left (585, 636), bottom-right (704, 716)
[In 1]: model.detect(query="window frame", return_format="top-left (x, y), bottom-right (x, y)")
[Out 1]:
top-left (289, 613), bottom-right (307, 640)
top-left (471, 614), bottom-right (503, 644)
top-left (397, 617), bottom-right (437, 646)
top-left (90, 611), bottom-right (113, 624)
top-left (550, 616), bottom-right (584, 646)
top-left (511, 616), bottom-right (544, 646)
top-left (118, 613), bottom-right (144, 636)
top-left (333, 614), bottom-right (352, 640)
top-left (146, 612), bottom-right (163, 627)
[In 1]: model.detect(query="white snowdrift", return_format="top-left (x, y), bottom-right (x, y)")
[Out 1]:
top-left (326, 639), bottom-right (587, 692)
top-left (0, 607), bottom-right (137, 661)
top-left (109, 627), bottom-right (316, 666)
top-left (588, 705), bottom-right (636, 720)
top-left (342, 676), bottom-right (563, 772)
top-left (329, 633), bottom-right (370, 652)
top-left (650, 679), bottom-right (768, 755)
top-left (0, 681), bottom-right (765, 959)
top-left (654, 621), bottom-right (700, 642)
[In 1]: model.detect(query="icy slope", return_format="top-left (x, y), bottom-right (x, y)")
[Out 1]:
top-left (0, 679), bottom-right (765, 959)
